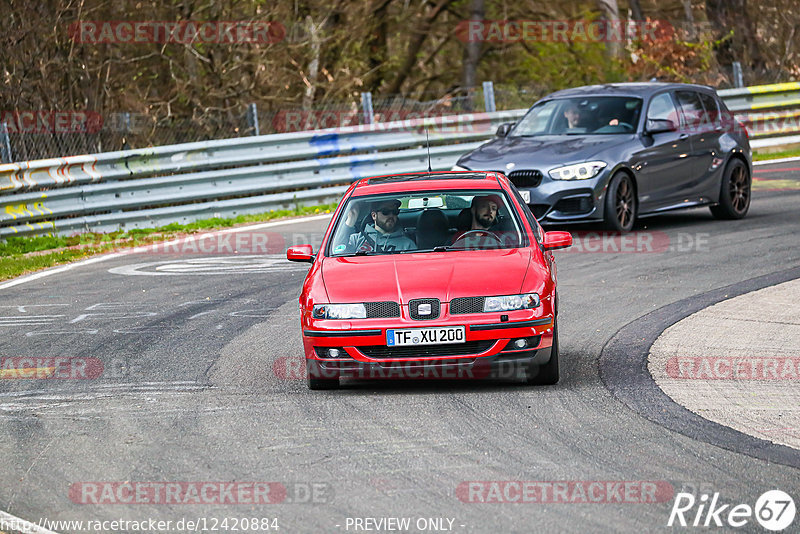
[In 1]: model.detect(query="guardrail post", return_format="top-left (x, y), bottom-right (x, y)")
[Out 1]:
top-left (0, 122), bottom-right (12, 163)
top-left (247, 103), bottom-right (260, 136)
top-left (483, 81), bottom-right (496, 113)
top-left (361, 92), bottom-right (374, 125)
top-left (732, 62), bottom-right (744, 88)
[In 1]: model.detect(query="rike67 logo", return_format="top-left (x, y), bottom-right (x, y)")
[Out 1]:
top-left (668, 490), bottom-right (796, 531)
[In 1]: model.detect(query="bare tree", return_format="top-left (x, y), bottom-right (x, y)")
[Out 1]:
top-left (705, 0), bottom-right (766, 75)
top-left (385, 0), bottom-right (452, 95)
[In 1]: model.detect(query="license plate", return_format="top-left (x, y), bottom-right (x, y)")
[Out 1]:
top-left (386, 326), bottom-right (465, 346)
top-left (520, 190), bottom-right (531, 203)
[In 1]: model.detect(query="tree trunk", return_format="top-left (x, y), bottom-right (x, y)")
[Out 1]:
top-left (596, 0), bottom-right (621, 59)
top-left (365, 0), bottom-right (391, 92)
top-left (461, 0), bottom-right (484, 93)
top-left (627, 0), bottom-right (644, 21)
top-left (302, 15), bottom-right (321, 111)
top-left (682, 0), bottom-right (697, 40)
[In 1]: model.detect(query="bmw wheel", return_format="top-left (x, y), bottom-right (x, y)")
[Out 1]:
top-left (603, 172), bottom-right (637, 232)
top-left (710, 159), bottom-right (750, 220)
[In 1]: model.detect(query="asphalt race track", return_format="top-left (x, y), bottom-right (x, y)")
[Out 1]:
top-left (0, 162), bottom-right (798, 533)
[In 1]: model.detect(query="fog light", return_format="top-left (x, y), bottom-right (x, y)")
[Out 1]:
top-left (513, 339), bottom-right (528, 349)
top-left (327, 348), bottom-right (341, 358)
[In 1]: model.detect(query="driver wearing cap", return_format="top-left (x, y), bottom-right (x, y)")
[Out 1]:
top-left (347, 199), bottom-right (416, 253)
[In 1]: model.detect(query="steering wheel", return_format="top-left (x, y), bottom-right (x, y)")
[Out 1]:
top-left (617, 122), bottom-right (634, 131)
top-left (451, 229), bottom-right (503, 248)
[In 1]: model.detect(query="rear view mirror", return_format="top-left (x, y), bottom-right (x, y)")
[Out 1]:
top-left (496, 123), bottom-right (514, 137)
top-left (287, 244), bottom-right (314, 263)
top-left (543, 231), bottom-right (572, 251)
top-left (645, 118), bottom-right (677, 134)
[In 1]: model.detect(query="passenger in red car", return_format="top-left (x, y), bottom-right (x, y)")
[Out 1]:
top-left (347, 199), bottom-right (416, 252)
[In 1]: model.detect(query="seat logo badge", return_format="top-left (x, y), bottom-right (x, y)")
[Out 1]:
top-left (418, 303), bottom-right (432, 315)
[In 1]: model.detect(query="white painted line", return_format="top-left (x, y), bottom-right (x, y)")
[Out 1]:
top-left (754, 155), bottom-right (800, 166)
top-left (0, 213), bottom-right (332, 292)
top-left (0, 509), bottom-right (60, 534)
top-left (0, 253), bottom-right (124, 291)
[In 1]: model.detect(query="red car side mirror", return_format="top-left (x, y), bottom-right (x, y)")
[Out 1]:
top-left (287, 244), bottom-right (315, 263)
top-left (543, 231), bottom-right (572, 251)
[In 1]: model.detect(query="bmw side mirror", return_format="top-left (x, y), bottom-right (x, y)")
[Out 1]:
top-left (496, 123), bottom-right (514, 137)
top-left (287, 244), bottom-right (315, 263)
top-left (645, 118), bottom-right (677, 134)
top-left (543, 231), bottom-right (572, 251)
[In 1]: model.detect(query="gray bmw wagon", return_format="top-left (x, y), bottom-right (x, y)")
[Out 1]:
top-left (453, 83), bottom-right (752, 231)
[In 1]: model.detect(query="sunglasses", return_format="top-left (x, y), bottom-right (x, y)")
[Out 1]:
top-left (378, 208), bottom-right (400, 216)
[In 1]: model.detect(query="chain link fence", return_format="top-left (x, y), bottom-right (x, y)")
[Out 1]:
top-left (1, 87), bottom-right (494, 163)
top-left (2, 69), bottom-right (795, 164)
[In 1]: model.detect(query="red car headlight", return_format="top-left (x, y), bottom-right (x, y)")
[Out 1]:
top-left (312, 303), bottom-right (367, 320)
top-left (483, 293), bottom-right (541, 312)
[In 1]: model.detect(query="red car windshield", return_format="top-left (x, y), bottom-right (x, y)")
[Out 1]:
top-left (327, 190), bottom-right (528, 256)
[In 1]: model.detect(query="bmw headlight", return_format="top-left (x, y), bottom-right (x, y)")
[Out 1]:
top-left (548, 161), bottom-right (607, 180)
top-left (451, 164), bottom-right (470, 171)
top-left (483, 293), bottom-right (541, 312)
top-left (312, 304), bottom-right (367, 319)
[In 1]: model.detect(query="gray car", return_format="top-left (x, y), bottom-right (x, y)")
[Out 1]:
top-left (453, 83), bottom-right (752, 231)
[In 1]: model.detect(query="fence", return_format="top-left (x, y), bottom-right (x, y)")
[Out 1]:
top-left (1, 83), bottom-right (799, 239)
top-left (0, 86), bottom-right (496, 164)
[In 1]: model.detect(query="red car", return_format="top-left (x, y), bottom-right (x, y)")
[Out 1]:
top-left (287, 171), bottom-right (572, 389)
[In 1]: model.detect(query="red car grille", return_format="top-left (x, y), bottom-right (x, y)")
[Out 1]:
top-left (356, 340), bottom-right (495, 359)
top-left (449, 296), bottom-right (485, 314)
top-left (365, 301), bottom-right (401, 318)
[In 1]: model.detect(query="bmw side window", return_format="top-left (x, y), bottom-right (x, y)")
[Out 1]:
top-left (698, 92), bottom-right (720, 128)
top-left (647, 93), bottom-right (679, 126)
top-left (675, 91), bottom-right (704, 131)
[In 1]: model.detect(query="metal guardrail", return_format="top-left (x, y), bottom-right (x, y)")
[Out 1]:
top-left (718, 82), bottom-right (800, 149)
top-left (0, 111), bottom-right (524, 237)
top-left (2, 83), bottom-right (800, 238)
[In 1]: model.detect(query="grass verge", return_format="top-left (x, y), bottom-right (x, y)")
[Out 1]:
top-left (0, 203), bottom-right (338, 282)
top-left (753, 146), bottom-right (800, 161)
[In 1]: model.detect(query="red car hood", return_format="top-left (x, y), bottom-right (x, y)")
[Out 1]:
top-left (321, 249), bottom-right (533, 303)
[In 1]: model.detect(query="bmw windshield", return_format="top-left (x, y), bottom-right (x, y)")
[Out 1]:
top-left (511, 96), bottom-right (643, 136)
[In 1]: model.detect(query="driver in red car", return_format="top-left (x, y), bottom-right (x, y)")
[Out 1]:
top-left (449, 194), bottom-right (501, 246)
